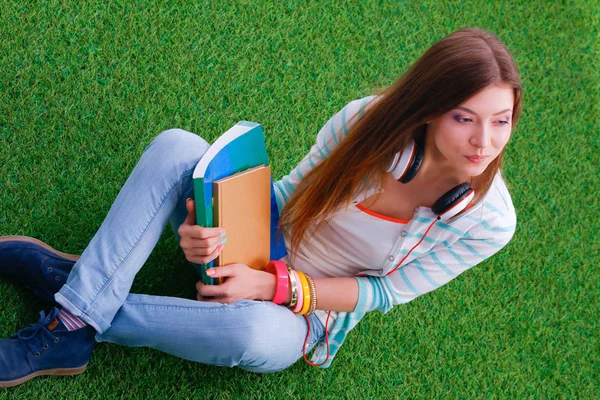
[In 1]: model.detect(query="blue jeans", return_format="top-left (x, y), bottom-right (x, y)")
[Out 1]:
top-left (54, 129), bottom-right (325, 373)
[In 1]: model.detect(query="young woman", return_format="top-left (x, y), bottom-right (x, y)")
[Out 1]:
top-left (0, 27), bottom-right (521, 387)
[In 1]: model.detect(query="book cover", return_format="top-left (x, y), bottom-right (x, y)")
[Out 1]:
top-left (192, 121), bottom-right (287, 284)
top-left (213, 165), bottom-right (271, 284)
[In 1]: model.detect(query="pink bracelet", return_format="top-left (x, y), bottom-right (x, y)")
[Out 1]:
top-left (290, 270), bottom-right (304, 313)
top-left (266, 261), bottom-right (289, 305)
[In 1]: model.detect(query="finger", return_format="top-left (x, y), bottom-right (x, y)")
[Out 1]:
top-left (187, 244), bottom-right (224, 264)
top-left (180, 225), bottom-right (226, 240)
top-left (197, 281), bottom-right (230, 298)
top-left (205, 264), bottom-right (237, 279)
top-left (187, 244), bottom-right (220, 256)
top-left (196, 292), bottom-right (222, 303)
top-left (181, 234), bottom-right (225, 249)
top-left (183, 198), bottom-right (197, 225)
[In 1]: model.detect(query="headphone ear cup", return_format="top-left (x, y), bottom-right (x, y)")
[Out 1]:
top-left (387, 138), bottom-right (424, 183)
top-left (432, 183), bottom-right (475, 220)
top-left (400, 141), bottom-right (424, 183)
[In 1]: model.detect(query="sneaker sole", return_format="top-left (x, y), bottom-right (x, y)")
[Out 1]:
top-left (0, 235), bottom-right (80, 262)
top-left (0, 364), bottom-right (88, 388)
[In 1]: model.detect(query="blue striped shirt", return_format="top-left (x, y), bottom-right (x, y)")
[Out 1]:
top-left (273, 96), bottom-right (517, 367)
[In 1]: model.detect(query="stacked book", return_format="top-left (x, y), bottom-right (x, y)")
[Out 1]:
top-left (192, 122), bottom-right (286, 284)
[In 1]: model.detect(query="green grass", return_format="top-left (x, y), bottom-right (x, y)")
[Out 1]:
top-left (1, 0), bottom-right (598, 398)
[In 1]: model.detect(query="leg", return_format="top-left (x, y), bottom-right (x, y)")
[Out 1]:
top-left (96, 295), bottom-right (326, 373)
top-left (55, 128), bottom-right (209, 333)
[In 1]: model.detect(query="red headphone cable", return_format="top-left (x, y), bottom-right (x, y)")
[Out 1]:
top-left (301, 216), bottom-right (440, 366)
top-left (385, 217), bottom-right (439, 276)
top-left (302, 312), bottom-right (331, 367)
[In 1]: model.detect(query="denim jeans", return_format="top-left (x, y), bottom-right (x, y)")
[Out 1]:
top-left (54, 128), bottom-right (325, 373)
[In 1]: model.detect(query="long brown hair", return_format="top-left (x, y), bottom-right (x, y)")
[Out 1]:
top-left (280, 28), bottom-right (522, 261)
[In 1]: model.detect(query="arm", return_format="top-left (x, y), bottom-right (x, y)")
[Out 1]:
top-left (270, 96), bottom-right (377, 311)
top-left (196, 97), bottom-right (376, 306)
top-left (354, 221), bottom-right (517, 314)
top-left (197, 216), bottom-right (515, 309)
top-left (275, 216), bottom-right (514, 313)
top-left (198, 96), bottom-right (511, 311)
top-left (197, 264), bottom-right (359, 311)
top-left (291, 276), bottom-right (359, 312)
top-left (273, 96), bottom-right (377, 213)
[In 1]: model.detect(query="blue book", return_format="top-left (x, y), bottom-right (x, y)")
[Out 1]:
top-left (192, 121), bottom-right (287, 284)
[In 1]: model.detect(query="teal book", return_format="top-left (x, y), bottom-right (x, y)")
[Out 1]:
top-left (192, 121), bottom-right (287, 284)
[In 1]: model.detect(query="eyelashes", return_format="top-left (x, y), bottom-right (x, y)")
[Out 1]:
top-left (453, 115), bottom-right (472, 123)
top-left (453, 115), bottom-right (510, 125)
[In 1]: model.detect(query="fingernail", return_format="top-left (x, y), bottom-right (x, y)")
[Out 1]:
top-left (220, 231), bottom-right (227, 237)
top-left (206, 269), bottom-right (215, 276)
top-left (220, 238), bottom-right (227, 245)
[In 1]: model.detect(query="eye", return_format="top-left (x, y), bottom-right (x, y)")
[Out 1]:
top-left (454, 115), bottom-right (472, 123)
top-left (495, 120), bottom-right (510, 126)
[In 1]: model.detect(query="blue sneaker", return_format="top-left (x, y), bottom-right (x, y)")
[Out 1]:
top-left (0, 236), bottom-right (78, 305)
top-left (0, 307), bottom-right (95, 388)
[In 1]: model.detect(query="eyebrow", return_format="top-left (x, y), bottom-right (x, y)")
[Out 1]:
top-left (456, 106), bottom-right (512, 116)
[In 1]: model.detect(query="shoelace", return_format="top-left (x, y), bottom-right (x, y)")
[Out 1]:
top-left (12, 309), bottom-right (60, 357)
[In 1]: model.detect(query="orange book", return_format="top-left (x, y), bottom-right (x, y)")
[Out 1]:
top-left (213, 165), bottom-right (271, 283)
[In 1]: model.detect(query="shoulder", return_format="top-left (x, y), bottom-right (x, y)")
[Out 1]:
top-left (485, 173), bottom-right (517, 225)
top-left (315, 95), bottom-right (381, 148)
top-left (343, 95), bottom-right (380, 120)
top-left (464, 173), bottom-right (517, 243)
top-left (332, 95), bottom-right (380, 129)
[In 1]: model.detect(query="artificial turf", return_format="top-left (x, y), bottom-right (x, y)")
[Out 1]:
top-left (0, 0), bottom-right (598, 398)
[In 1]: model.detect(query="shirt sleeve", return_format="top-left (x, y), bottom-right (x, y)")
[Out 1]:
top-left (272, 96), bottom-right (377, 214)
top-left (353, 218), bottom-right (517, 314)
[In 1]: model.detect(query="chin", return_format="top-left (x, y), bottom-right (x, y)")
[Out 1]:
top-left (460, 164), bottom-right (489, 178)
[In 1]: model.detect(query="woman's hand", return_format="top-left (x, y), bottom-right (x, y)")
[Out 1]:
top-left (196, 264), bottom-right (276, 304)
top-left (178, 199), bottom-right (225, 264)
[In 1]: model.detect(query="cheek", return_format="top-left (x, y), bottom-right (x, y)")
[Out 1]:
top-left (437, 125), bottom-right (470, 150)
top-left (492, 130), bottom-right (512, 150)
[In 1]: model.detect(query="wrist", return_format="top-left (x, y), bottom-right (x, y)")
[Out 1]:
top-left (257, 270), bottom-right (277, 301)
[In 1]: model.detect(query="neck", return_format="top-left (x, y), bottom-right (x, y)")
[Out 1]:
top-left (419, 135), bottom-right (468, 186)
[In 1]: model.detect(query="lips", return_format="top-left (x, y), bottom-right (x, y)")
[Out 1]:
top-left (464, 155), bottom-right (489, 164)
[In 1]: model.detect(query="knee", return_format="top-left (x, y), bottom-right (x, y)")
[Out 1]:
top-left (142, 128), bottom-right (210, 176)
top-left (145, 128), bottom-right (209, 157)
top-left (231, 308), bottom-right (298, 372)
top-left (230, 325), bottom-right (274, 368)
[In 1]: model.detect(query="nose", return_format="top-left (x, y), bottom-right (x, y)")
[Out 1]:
top-left (470, 124), bottom-right (491, 149)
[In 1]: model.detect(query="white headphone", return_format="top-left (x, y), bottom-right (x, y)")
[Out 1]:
top-left (386, 138), bottom-right (475, 220)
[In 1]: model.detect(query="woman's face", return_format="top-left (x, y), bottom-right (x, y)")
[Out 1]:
top-left (427, 84), bottom-right (514, 177)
